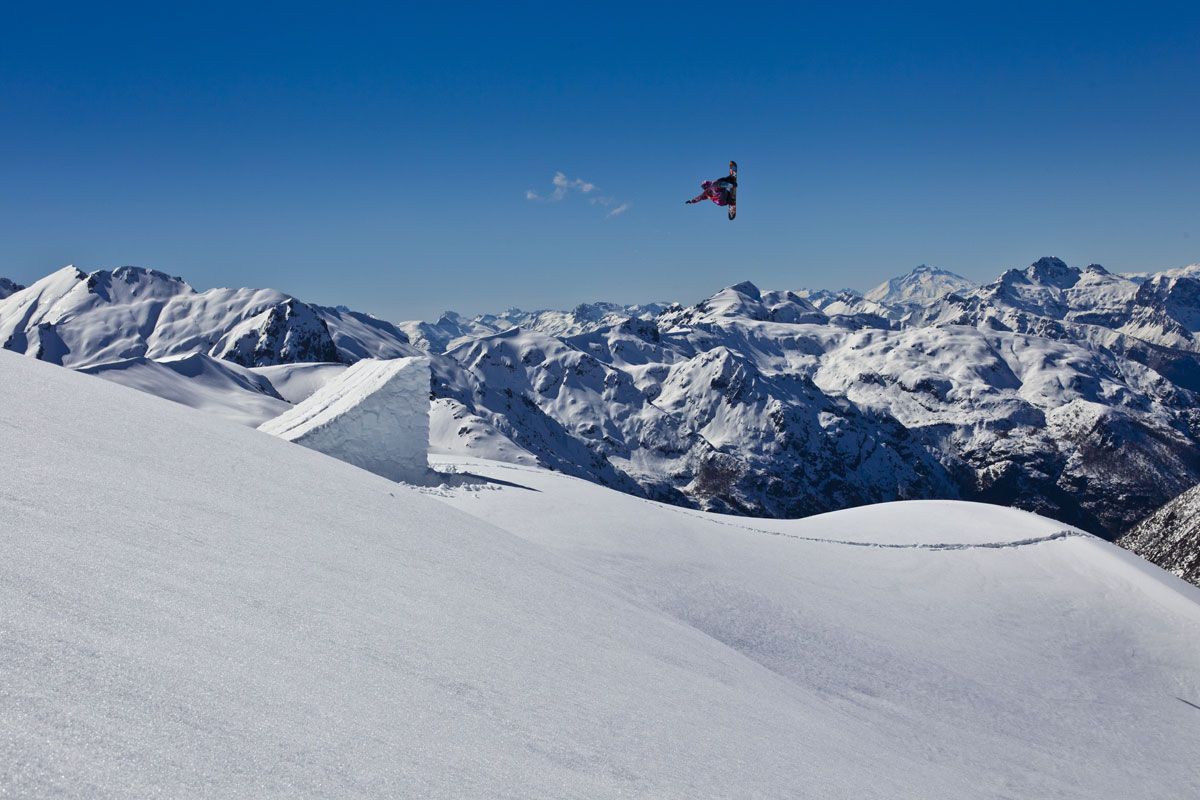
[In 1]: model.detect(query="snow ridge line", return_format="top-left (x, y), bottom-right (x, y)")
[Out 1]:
top-left (439, 460), bottom-right (1091, 551)
top-left (639, 493), bottom-right (1091, 550)
top-left (665, 511), bottom-right (1090, 551)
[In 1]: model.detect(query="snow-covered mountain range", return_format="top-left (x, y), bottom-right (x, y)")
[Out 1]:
top-left (4, 348), bottom-right (1199, 798)
top-left (0, 265), bottom-right (415, 368)
top-left (5, 258), bottom-right (1200, 548)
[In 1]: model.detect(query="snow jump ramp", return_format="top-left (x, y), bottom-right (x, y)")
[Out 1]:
top-left (259, 356), bottom-right (431, 483)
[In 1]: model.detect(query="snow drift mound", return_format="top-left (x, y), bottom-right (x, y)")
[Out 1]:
top-left (259, 356), bottom-right (431, 483)
top-left (249, 361), bottom-right (348, 404)
top-left (81, 352), bottom-right (290, 426)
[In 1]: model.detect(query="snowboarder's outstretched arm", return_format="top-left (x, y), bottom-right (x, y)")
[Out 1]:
top-left (686, 181), bottom-right (716, 204)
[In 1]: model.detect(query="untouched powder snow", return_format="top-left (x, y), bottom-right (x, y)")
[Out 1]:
top-left (249, 361), bottom-right (349, 404)
top-left (259, 356), bottom-right (431, 483)
top-left (80, 352), bottom-right (291, 426)
top-left (4, 349), bottom-right (1200, 798)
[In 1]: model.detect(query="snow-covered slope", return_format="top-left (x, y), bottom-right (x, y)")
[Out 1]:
top-left (5, 348), bottom-right (1200, 798)
top-left (803, 288), bottom-right (893, 319)
top-left (80, 352), bottom-right (290, 426)
top-left (249, 361), bottom-right (349, 403)
top-left (397, 311), bottom-right (505, 354)
top-left (1120, 483), bottom-right (1200, 588)
top-left (435, 457), bottom-right (1200, 798)
top-left (428, 396), bottom-right (538, 465)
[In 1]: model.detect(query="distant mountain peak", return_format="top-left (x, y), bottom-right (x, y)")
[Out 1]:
top-left (1026, 256), bottom-right (1078, 288)
top-left (864, 265), bottom-right (975, 307)
top-left (728, 281), bottom-right (762, 299)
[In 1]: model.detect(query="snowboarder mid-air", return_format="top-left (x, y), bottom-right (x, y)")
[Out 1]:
top-left (685, 161), bottom-right (738, 220)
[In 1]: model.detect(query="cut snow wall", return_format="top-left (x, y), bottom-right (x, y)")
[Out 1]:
top-left (259, 357), bottom-right (431, 483)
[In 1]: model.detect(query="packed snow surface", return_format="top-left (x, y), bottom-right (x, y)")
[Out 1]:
top-left (249, 361), bottom-right (348, 404)
top-left (3, 349), bottom-right (1200, 798)
top-left (259, 357), bottom-right (431, 483)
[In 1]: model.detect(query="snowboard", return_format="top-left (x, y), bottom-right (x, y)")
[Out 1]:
top-left (727, 160), bottom-right (737, 221)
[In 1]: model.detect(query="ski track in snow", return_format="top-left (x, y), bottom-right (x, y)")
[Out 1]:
top-left (435, 459), bottom-right (1090, 551)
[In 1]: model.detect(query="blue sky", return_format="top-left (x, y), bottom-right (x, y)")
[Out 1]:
top-left (2, 1), bottom-right (1198, 320)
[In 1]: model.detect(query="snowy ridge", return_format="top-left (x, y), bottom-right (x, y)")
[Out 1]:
top-left (4, 348), bottom-right (1200, 798)
top-left (259, 357), bottom-right (431, 483)
top-left (0, 265), bottom-right (416, 368)
top-left (80, 352), bottom-right (290, 427)
top-left (641, 507), bottom-right (1087, 550)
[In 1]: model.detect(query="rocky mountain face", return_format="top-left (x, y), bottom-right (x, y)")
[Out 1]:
top-left (215, 299), bottom-right (341, 367)
top-left (0, 277), bottom-right (23, 299)
top-left (7, 258), bottom-right (1200, 546)
top-left (1119, 483), bottom-right (1200, 588)
top-left (430, 318), bottom-right (954, 518)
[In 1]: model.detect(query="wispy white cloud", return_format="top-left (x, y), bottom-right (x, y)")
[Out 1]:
top-left (526, 171), bottom-right (627, 218)
top-left (550, 171), bottom-right (594, 199)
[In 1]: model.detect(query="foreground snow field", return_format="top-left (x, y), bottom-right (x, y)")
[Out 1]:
top-left (3, 349), bottom-right (1200, 799)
